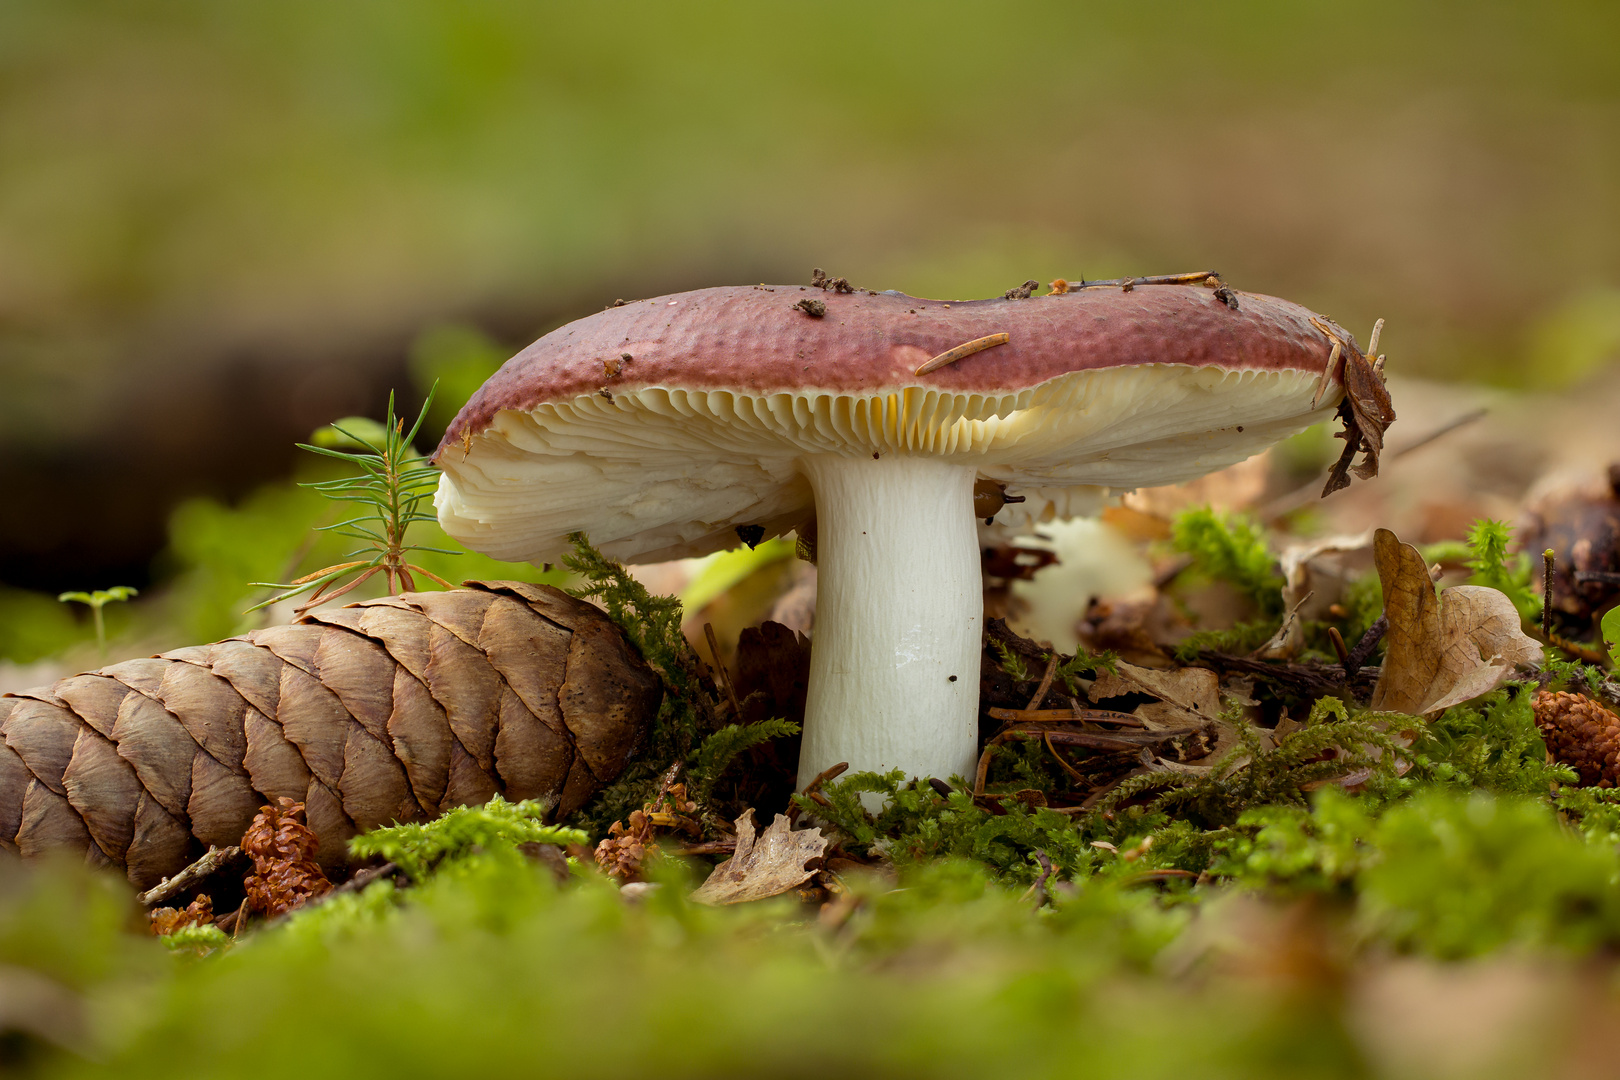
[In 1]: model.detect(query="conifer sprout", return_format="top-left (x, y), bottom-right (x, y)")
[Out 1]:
top-left (434, 277), bottom-right (1393, 791)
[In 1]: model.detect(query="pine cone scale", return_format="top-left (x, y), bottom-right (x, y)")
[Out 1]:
top-left (0, 698), bottom-right (80, 796)
top-left (202, 639), bottom-right (285, 719)
top-left (109, 690), bottom-right (198, 817)
top-left (0, 737), bottom-right (29, 851)
top-left (152, 662), bottom-right (250, 770)
top-left (492, 688), bottom-right (573, 804)
top-left (272, 665), bottom-right (354, 789)
top-left (309, 631), bottom-right (397, 743)
top-left (241, 709), bottom-right (314, 805)
top-left (302, 779), bottom-right (355, 868)
top-left (62, 727), bottom-right (141, 861)
top-left (444, 739), bottom-right (500, 809)
top-left (127, 791), bottom-right (192, 883)
top-left (52, 675), bottom-right (128, 738)
top-left (559, 618), bottom-right (661, 782)
top-left (337, 724), bottom-right (420, 829)
top-left (459, 596), bottom-right (573, 735)
top-left (385, 668), bottom-right (452, 812)
top-left (425, 625), bottom-right (502, 773)
top-left (18, 781), bottom-right (90, 857)
top-left (187, 751), bottom-right (259, 848)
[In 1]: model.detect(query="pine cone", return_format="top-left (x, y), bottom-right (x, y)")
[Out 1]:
top-left (0, 581), bottom-right (661, 889)
top-left (1534, 689), bottom-right (1620, 787)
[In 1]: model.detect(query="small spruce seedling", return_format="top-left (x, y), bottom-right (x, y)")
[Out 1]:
top-left (57, 586), bottom-right (138, 662)
top-left (250, 386), bottom-right (457, 615)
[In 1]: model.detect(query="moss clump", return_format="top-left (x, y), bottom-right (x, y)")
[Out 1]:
top-left (1171, 507), bottom-right (1285, 617)
top-left (349, 796), bottom-right (587, 881)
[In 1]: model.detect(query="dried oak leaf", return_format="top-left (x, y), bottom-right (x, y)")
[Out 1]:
top-left (149, 894), bottom-right (213, 937)
top-left (690, 812), bottom-right (826, 906)
top-left (1369, 528), bottom-right (1542, 715)
top-left (1320, 324), bottom-right (1396, 497)
top-left (242, 798), bottom-right (332, 918)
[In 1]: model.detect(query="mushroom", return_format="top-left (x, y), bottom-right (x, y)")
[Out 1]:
top-left (433, 281), bottom-right (1380, 790)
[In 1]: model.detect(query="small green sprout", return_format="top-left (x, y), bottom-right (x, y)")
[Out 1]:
top-left (249, 385), bottom-right (458, 615)
top-left (56, 585), bottom-right (138, 662)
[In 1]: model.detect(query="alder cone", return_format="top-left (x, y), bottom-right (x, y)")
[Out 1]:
top-left (0, 581), bottom-right (661, 889)
top-left (1534, 690), bottom-right (1620, 788)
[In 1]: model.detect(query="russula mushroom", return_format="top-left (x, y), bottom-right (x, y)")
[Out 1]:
top-left (433, 280), bottom-right (1385, 790)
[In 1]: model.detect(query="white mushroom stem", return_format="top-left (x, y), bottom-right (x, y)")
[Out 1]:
top-left (796, 454), bottom-right (983, 791)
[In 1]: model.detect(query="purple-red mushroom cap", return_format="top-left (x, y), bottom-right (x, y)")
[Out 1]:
top-left (433, 282), bottom-right (1364, 565)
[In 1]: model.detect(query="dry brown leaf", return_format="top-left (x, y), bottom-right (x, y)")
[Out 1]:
top-left (1090, 662), bottom-right (1221, 727)
top-left (1321, 324), bottom-right (1397, 496)
top-left (690, 812), bottom-right (826, 906)
top-left (1255, 530), bottom-right (1376, 659)
top-left (1369, 528), bottom-right (1543, 715)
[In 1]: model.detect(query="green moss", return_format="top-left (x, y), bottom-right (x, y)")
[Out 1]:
top-left (1171, 507), bottom-right (1284, 617)
top-left (1093, 698), bottom-right (1403, 830)
top-left (687, 719), bottom-right (800, 802)
top-left (1174, 617), bottom-right (1281, 661)
top-left (349, 796), bottom-right (587, 881)
top-left (1402, 685), bottom-right (1572, 797)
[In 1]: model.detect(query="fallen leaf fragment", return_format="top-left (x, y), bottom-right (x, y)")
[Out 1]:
top-left (149, 895), bottom-right (214, 937)
top-left (1369, 529), bottom-right (1543, 715)
top-left (1090, 661), bottom-right (1221, 726)
top-left (242, 798), bottom-right (333, 918)
top-left (690, 812), bottom-right (826, 906)
top-left (1319, 321), bottom-right (1396, 497)
top-left (1257, 530), bottom-right (1376, 659)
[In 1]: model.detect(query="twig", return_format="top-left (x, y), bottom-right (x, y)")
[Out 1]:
top-left (1326, 626), bottom-right (1351, 667)
top-left (988, 707), bottom-right (1145, 727)
top-left (1548, 633), bottom-right (1611, 666)
top-left (1123, 869), bottom-right (1198, 886)
top-left (1543, 549), bottom-right (1556, 641)
top-left (1197, 650), bottom-right (1380, 701)
top-left (333, 861), bottom-right (398, 897)
top-left (674, 839), bottom-right (738, 856)
top-left (1043, 732), bottom-right (1089, 784)
top-left (914, 333), bottom-right (1011, 376)
top-left (1025, 653), bottom-right (1059, 710)
top-left (801, 761), bottom-right (849, 794)
top-left (137, 845), bottom-right (244, 907)
top-left (215, 897), bottom-right (249, 937)
top-left (1344, 616), bottom-right (1387, 678)
top-left (703, 622), bottom-right (743, 721)
top-left (1036, 728), bottom-right (1206, 751)
top-left (1071, 271), bottom-right (1220, 289)
top-left (973, 742), bottom-right (995, 798)
top-left (1019, 849), bottom-right (1055, 906)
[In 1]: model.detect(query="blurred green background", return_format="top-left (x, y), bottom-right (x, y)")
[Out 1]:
top-left (2, 0), bottom-right (1618, 658)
